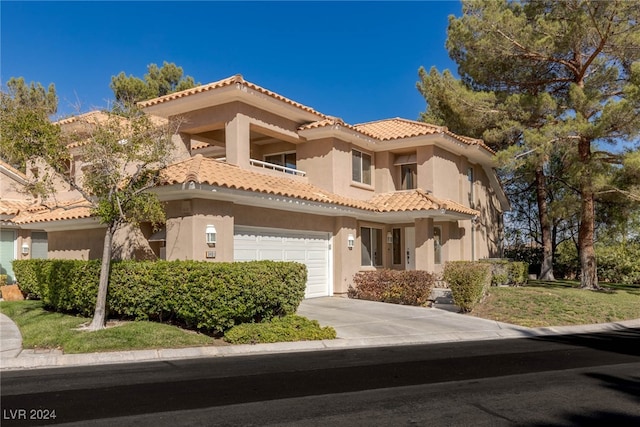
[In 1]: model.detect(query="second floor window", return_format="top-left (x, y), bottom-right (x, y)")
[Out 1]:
top-left (467, 166), bottom-right (474, 203)
top-left (352, 149), bottom-right (372, 185)
top-left (401, 164), bottom-right (417, 190)
top-left (265, 152), bottom-right (297, 170)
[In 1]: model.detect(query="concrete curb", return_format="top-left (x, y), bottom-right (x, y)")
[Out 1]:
top-left (2, 316), bottom-right (639, 371)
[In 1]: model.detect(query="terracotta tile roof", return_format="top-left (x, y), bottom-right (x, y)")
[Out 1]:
top-left (12, 199), bottom-right (93, 224)
top-left (138, 74), bottom-right (328, 120)
top-left (370, 189), bottom-right (479, 216)
top-left (58, 111), bottom-right (168, 149)
top-left (160, 155), bottom-right (375, 211)
top-left (299, 117), bottom-right (494, 154)
top-left (55, 110), bottom-right (111, 126)
top-left (160, 155), bottom-right (478, 217)
top-left (354, 118), bottom-right (495, 154)
top-left (0, 199), bottom-right (35, 216)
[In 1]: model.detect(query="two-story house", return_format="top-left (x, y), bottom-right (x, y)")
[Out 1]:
top-left (6, 75), bottom-right (509, 297)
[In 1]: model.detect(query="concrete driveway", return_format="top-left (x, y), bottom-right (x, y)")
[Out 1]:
top-left (297, 297), bottom-right (533, 346)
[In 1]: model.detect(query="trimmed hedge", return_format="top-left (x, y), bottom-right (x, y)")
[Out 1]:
top-left (224, 315), bottom-right (336, 344)
top-left (479, 259), bottom-right (528, 286)
top-left (12, 259), bottom-right (306, 333)
top-left (348, 270), bottom-right (436, 306)
top-left (443, 261), bottom-right (492, 312)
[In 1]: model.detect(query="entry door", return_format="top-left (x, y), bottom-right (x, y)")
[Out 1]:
top-left (0, 229), bottom-right (16, 283)
top-left (405, 227), bottom-right (415, 270)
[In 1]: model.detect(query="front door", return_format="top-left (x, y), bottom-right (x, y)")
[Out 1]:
top-left (0, 229), bottom-right (16, 284)
top-left (405, 227), bottom-right (415, 270)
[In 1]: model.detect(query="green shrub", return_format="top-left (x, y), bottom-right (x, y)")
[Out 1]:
top-left (0, 275), bottom-right (6, 286)
top-left (12, 259), bottom-right (307, 333)
top-left (596, 241), bottom-right (640, 285)
top-left (508, 261), bottom-right (529, 285)
top-left (13, 259), bottom-right (45, 296)
top-left (554, 240), bottom-right (580, 280)
top-left (443, 261), bottom-right (492, 312)
top-left (479, 259), bottom-right (528, 286)
top-left (348, 270), bottom-right (436, 306)
top-left (224, 315), bottom-right (336, 344)
top-left (504, 246), bottom-right (542, 276)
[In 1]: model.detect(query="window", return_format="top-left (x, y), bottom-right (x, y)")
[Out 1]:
top-left (31, 232), bottom-right (48, 259)
top-left (467, 167), bottom-right (474, 203)
top-left (392, 228), bottom-right (402, 265)
top-left (401, 164), bottom-right (417, 190)
top-left (434, 226), bottom-right (442, 265)
top-left (352, 150), bottom-right (372, 185)
top-left (265, 152), bottom-right (296, 170)
top-left (361, 227), bottom-right (382, 266)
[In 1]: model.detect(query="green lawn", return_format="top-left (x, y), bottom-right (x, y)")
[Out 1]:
top-left (0, 300), bottom-right (223, 354)
top-left (471, 280), bottom-right (640, 327)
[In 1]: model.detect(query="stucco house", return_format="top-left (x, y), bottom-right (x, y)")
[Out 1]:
top-left (2, 75), bottom-right (509, 297)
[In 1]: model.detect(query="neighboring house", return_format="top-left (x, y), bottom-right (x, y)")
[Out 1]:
top-left (0, 160), bottom-right (48, 283)
top-left (8, 75), bottom-right (509, 297)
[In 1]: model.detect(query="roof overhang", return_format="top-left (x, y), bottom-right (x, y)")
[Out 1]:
top-left (299, 126), bottom-right (495, 166)
top-left (152, 184), bottom-right (475, 223)
top-left (0, 163), bottom-right (29, 185)
top-left (18, 217), bottom-right (104, 232)
top-left (142, 82), bottom-right (325, 124)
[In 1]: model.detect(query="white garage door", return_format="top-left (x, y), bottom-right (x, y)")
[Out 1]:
top-left (234, 226), bottom-right (331, 299)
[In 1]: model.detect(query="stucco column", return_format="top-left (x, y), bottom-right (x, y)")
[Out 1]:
top-left (375, 151), bottom-right (395, 193)
top-left (333, 216), bottom-right (358, 295)
top-left (225, 113), bottom-right (251, 168)
top-left (415, 217), bottom-right (434, 271)
top-left (170, 132), bottom-right (191, 163)
top-left (417, 145), bottom-right (435, 194)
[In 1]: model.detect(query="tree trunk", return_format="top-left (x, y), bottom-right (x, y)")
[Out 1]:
top-left (88, 224), bottom-right (115, 330)
top-left (535, 167), bottom-right (555, 281)
top-left (578, 138), bottom-right (598, 289)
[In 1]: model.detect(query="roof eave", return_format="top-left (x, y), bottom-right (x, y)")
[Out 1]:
top-left (142, 82), bottom-right (325, 124)
top-left (15, 217), bottom-right (103, 232)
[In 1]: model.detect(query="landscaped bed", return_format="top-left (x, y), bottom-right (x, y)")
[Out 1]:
top-left (0, 300), bottom-right (335, 353)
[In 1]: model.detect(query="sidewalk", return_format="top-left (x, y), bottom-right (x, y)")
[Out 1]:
top-left (2, 301), bottom-right (639, 371)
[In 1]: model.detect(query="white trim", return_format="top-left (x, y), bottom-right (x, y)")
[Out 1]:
top-left (22, 218), bottom-right (104, 232)
top-left (251, 158), bottom-right (305, 177)
top-left (0, 163), bottom-right (28, 185)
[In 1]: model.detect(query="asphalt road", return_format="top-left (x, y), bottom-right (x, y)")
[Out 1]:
top-left (2, 328), bottom-right (639, 426)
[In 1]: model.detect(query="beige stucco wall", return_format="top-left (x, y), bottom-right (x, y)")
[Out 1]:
top-left (48, 228), bottom-right (105, 260)
top-left (164, 199), bottom-right (234, 262)
top-left (297, 138), bottom-right (336, 193)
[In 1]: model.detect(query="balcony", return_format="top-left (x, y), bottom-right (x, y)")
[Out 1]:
top-left (214, 157), bottom-right (306, 177)
top-left (249, 158), bottom-right (306, 177)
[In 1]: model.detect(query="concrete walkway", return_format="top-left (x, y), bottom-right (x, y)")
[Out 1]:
top-left (2, 298), bottom-right (639, 371)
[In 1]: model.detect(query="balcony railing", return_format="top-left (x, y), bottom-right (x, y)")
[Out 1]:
top-left (249, 158), bottom-right (306, 177)
top-left (212, 157), bottom-right (306, 177)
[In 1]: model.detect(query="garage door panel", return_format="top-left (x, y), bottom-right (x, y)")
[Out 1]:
top-left (234, 226), bottom-right (330, 298)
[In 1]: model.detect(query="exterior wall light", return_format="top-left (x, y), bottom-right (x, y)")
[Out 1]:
top-left (387, 231), bottom-right (393, 244)
top-left (21, 244), bottom-right (29, 255)
top-left (205, 225), bottom-right (217, 247)
top-left (347, 234), bottom-right (355, 249)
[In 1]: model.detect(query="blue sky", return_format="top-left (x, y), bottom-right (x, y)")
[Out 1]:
top-left (1, 1), bottom-right (462, 124)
